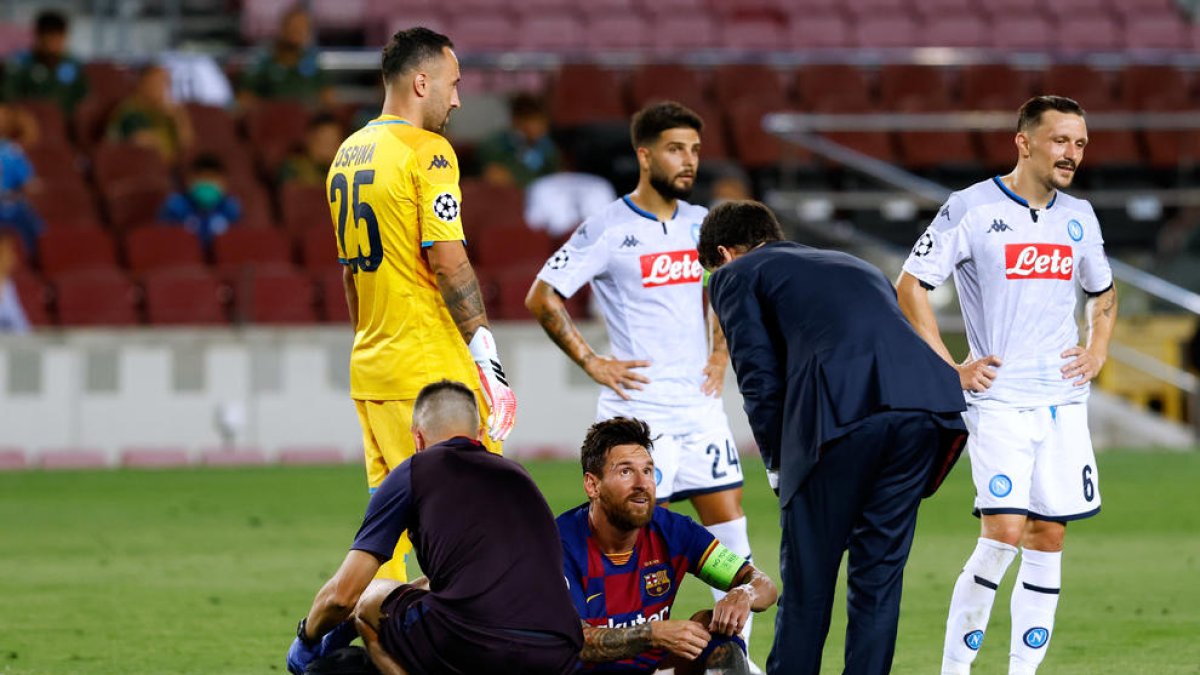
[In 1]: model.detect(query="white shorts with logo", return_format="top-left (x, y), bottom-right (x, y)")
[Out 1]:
top-left (597, 397), bottom-right (743, 502)
top-left (964, 402), bottom-right (1101, 521)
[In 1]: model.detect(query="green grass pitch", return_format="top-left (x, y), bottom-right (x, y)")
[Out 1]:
top-left (1, 451), bottom-right (1198, 674)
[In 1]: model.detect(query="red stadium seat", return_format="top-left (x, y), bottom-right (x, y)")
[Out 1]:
top-left (143, 266), bottom-right (228, 325)
top-left (586, 16), bottom-right (653, 52)
top-left (692, 104), bottom-right (731, 161)
top-left (1143, 130), bottom-right (1200, 169)
top-left (787, 12), bottom-right (853, 50)
top-left (713, 65), bottom-right (788, 111)
top-left (1041, 65), bottom-right (1117, 111)
top-left (979, 131), bottom-right (1019, 170)
top-left (719, 18), bottom-right (788, 51)
top-left (311, 0), bottom-right (370, 32)
top-left (24, 144), bottom-right (84, 185)
top-left (447, 14), bottom-right (518, 52)
top-left (853, 13), bottom-right (919, 48)
top-left (460, 180), bottom-right (526, 235)
top-left (299, 225), bottom-right (340, 271)
top-left (960, 64), bottom-right (1031, 110)
top-left (1120, 65), bottom-right (1190, 111)
top-left (516, 14), bottom-right (586, 52)
top-left (629, 64), bottom-right (707, 111)
top-left (794, 64), bottom-right (873, 111)
top-left (124, 226), bottom-right (206, 275)
top-left (243, 100), bottom-right (309, 172)
top-left (922, 14), bottom-right (988, 49)
top-left (72, 97), bottom-right (120, 151)
top-left (1083, 130), bottom-right (1144, 167)
top-left (315, 267), bottom-right (350, 323)
top-left (480, 263), bottom-right (543, 320)
top-left (1108, 0), bottom-right (1178, 18)
top-left (727, 103), bottom-right (811, 169)
top-left (231, 265), bottom-right (317, 324)
top-left (1064, 14), bottom-right (1120, 52)
top-left (896, 130), bottom-right (979, 169)
top-left (468, 225), bottom-right (553, 271)
top-left (1123, 14), bottom-right (1190, 50)
top-left (227, 180), bottom-right (275, 230)
top-left (279, 183), bottom-right (333, 233)
top-left (907, 0), bottom-right (979, 18)
top-left (14, 100), bottom-right (69, 148)
top-left (842, 0), bottom-right (909, 16)
top-left (26, 181), bottom-right (100, 230)
top-left (212, 227), bottom-right (293, 275)
top-left (649, 15), bottom-right (718, 54)
top-left (83, 62), bottom-right (135, 106)
top-left (878, 65), bottom-right (951, 111)
top-left (185, 104), bottom-right (239, 151)
top-left (99, 177), bottom-right (172, 231)
top-left (38, 228), bottom-right (119, 277)
top-left (989, 16), bottom-right (1054, 51)
top-left (550, 65), bottom-right (626, 128)
top-left (11, 270), bottom-right (50, 326)
top-left (92, 142), bottom-right (169, 188)
top-left (241, 0), bottom-right (294, 41)
top-left (54, 268), bottom-right (140, 326)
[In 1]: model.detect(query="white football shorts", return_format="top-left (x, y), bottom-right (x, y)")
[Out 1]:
top-left (646, 408), bottom-right (744, 503)
top-left (964, 402), bottom-right (1101, 521)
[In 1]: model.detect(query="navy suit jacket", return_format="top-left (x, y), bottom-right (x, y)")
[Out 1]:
top-left (709, 241), bottom-right (967, 505)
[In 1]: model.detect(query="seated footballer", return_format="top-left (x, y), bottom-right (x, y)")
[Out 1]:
top-left (558, 417), bottom-right (778, 674)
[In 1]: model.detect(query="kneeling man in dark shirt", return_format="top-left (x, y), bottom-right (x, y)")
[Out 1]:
top-left (287, 379), bottom-right (583, 675)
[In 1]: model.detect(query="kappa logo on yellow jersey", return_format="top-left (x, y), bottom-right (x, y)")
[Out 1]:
top-left (428, 154), bottom-right (452, 170)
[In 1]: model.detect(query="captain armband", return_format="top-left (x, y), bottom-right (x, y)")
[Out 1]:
top-left (697, 542), bottom-right (748, 591)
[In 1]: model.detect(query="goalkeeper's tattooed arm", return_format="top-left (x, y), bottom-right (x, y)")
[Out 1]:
top-left (427, 241), bottom-right (489, 342)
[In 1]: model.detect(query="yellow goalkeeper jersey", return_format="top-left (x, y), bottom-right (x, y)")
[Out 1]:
top-left (327, 114), bottom-right (475, 400)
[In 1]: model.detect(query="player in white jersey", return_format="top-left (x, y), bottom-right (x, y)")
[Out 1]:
top-left (897, 96), bottom-right (1119, 675)
top-left (526, 102), bottom-right (760, 669)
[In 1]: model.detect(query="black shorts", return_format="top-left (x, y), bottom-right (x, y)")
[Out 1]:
top-left (379, 585), bottom-right (579, 675)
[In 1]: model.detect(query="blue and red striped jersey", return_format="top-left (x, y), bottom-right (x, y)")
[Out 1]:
top-left (556, 503), bottom-right (721, 673)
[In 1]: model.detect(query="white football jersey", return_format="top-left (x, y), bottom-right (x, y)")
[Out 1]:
top-left (902, 177), bottom-right (1113, 408)
top-left (537, 195), bottom-right (714, 434)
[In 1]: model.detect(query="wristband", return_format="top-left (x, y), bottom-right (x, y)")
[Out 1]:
top-left (296, 617), bottom-right (319, 647)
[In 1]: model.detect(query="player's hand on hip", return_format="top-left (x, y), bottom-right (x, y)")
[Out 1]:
top-left (701, 351), bottom-right (728, 397)
top-left (468, 327), bottom-right (517, 441)
top-left (583, 354), bottom-right (651, 401)
top-left (710, 586), bottom-right (754, 636)
top-left (651, 619), bottom-right (712, 661)
top-left (1061, 346), bottom-right (1105, 386)
top-left (957, 355), bottom-right (1002, 393)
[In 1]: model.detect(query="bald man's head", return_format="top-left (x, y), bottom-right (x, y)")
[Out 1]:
top-left (411, 380), bottom-right (480, 449)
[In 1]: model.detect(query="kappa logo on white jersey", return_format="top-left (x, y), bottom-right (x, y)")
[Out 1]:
top-left (1004, 243), bottom-right (1074, 280)
top-left (640, 250), bottom-right (703, 287)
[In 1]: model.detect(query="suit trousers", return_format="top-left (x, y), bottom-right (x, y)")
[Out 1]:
top-left (768, 411), bottom-right (941, 675)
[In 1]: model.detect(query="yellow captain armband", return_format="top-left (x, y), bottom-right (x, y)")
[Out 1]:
top-left (697, 542), bottom-right (747, 591)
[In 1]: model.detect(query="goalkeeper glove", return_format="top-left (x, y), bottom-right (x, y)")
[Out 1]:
top-left (468, 327), bottom-right (517, 441)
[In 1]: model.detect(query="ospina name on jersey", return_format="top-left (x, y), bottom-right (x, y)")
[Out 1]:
top-left (641, 250), bottom-right (704, 287)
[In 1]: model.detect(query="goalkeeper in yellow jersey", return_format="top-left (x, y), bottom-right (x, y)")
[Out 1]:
top-left (326, 26), bottom-right (517, 581)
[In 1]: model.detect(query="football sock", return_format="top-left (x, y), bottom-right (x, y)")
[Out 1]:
top-left (942, 537), bottom-right (1018, 673)
top-left (1009, 548), bottom-right (1061, 674)
top-left (705, 516), bottom-right (754, 648)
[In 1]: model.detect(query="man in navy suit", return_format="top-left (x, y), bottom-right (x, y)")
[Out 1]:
top-left (697, 201), bottom-right (968, 675)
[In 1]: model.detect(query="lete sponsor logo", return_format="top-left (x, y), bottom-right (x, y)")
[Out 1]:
top-left (1004, 243), bottom-right (1074, 280)
top-left (640, 250), bottom-right (703, 287)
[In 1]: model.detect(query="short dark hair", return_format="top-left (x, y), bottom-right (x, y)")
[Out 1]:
top-left (307, 111), bottom-right (341, 132)
top-left (1017, 95), bottom-right (1086, 133)
top-left (509, 92), bottom-right (547, 120)
top-left (630, 101), bottom-right (703, 149)
top-left (382, 27), bottom-right (454, 82)
top-left (580, 417), bottom-right (654, 477)
top-left (190, 153), bottom-right (226, 175)
top-left (35, 10), bottom-right (67, 35)
top-left (697, 200), bottom-right (785, 270)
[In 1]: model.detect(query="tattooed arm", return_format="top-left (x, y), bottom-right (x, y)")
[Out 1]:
top-left (525, 279), bottom-right (650, 401)
top-left (580, 619), bottom-right (711, 663)
top-left (426, 241), bottom-right (489, 342)
top-left (1062, 284), bottom-right (1118, 386)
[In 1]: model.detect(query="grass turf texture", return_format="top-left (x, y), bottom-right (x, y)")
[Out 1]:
top-left (1, 451), bottom-right (1197, 674)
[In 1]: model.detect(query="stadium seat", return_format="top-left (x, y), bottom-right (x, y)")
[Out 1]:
top-left (713, 65), bottom-right (788, 111)
top-left (550, 65), bottom-right (626, 128)
top-left (727, 102), bottom-right (811, 169)
top-left (692, 104), bottom-right (731, 160)
top-left (921, 14), bottom-right (987, 49)
top-left (1082, 130), bottom-right (1145, 168)
top-left (719, 18), bottom-right (788, 51)
top-left (978, 131), bottom-right (1020, 170)
top-left (853, 13), bottom-right (919, 48)
top-left (83, 62), bottom-right (135, 106)
top-left (375, 13), bottom-right (449, 47)
top-left (38, 228), bottom-right (119, 277)
top-left (143, 266), bottom-right (228, 325)
top-left (1064, 14), bottom-right (1120, 52)
top-left (212, 227), bottom-right (293, 275)
top-left (124, 226), bottom-right (206, 275)
top-left (516, 14), bottom-right (586, 52)
top-left (299, 226), bottom-right (339, 271)
top-left (1123, 14), bottom-right (1190, 50)
top-left (469, 225), bottom-right (553, 271)
top-left (586, 15), bottom-right (653, 52)
top-left (243, 100), bottom-right (309, 172)
top-left (99, 177), bottom-right (172, 232)
top-left (240, 0), bottom-right (294, 42)
top-left (92, 142), bottom-right (169, 189)
top-left (649, 15), bottom-right (718, 53)
top-left (26, 181), bottom-right (101, 230)
top-left (1041, 65), bottom-right (1117, 111)
top-left (14, 100), bottom-right (69, 148)
top-left (447, 13), bottom-right (519, 52)
top-left (460, 179), bottom-right (525, 235)
top-left (185, 104), bottom-right (239, 151)
top-left (279, 183), bottom-right (333, 233)
top-left (988, 16), bottom-right (1054, 51)
top-left (227, 180), bottom-right (275, 230)
top-left (11, 270), bottom-right (50, 326)
top-left (629, 64), bottom-right (707, 111)
top-left (478, 262), bottom-right (542, 320)
top-left (311, 0), bottom-right (370, 33)
top-left (71, 96), bottom-right (121, 152)
top-left (24, 144), bottom-right (84, 185)
top-left (793, 64), bottom-right (873, 111)
top-left (1120, 65), bottom-right (1190, 111)
top-left (786, 11), bottom-right (853, 50)
top-left (907, 0), bottom-right (979, 18)
top-left (54, 269), bottom-right (140, 326)
top-left (960, 64), bottom-right (1031, 110)
top-left (315, 267), bottom-right (350, 323)
top-left (1144, 130), bottom-right (1200, 170)
top-left (842, 0), bottom-right (909, 17)
top-left (878, 65), bottom-right (951, 111)
top-left (119, 447), bottom-right (191, 468)
top-left (231, 265), bottom-right (317, 324)
top-left (896, 130), bottom-right (979, 170)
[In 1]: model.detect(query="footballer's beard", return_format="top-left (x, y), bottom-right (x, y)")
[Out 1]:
top-left (597, 487), bottom-right (654, 532)
top-left (1046, 159), bottom-right (1077, 190)
top-left (649, 168), bottom-right (695, 202)
top-left (425, 106), bottom-right (453, 135)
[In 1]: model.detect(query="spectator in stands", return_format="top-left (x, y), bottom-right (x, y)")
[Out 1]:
top-left (0, 229), bottom-right (30, 334)
top-left (238, 6), bottom-right (334, 108)
top-left (709, 166), bottom-right (753, 208)
top-left (277, 111), bottom-right (343, 186)
top-left (106, 64), bottom-right (194, 165)
top-left (0, 121), bottom-right (43, 255)
top-left (479, 92), bottom-right (561, 189)
top-left (0, 102), bottom-right (41, 149)
top-left (2, 10), bottom-right (88, 115)
top-left (159, 153), bottom-right (241, 251)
